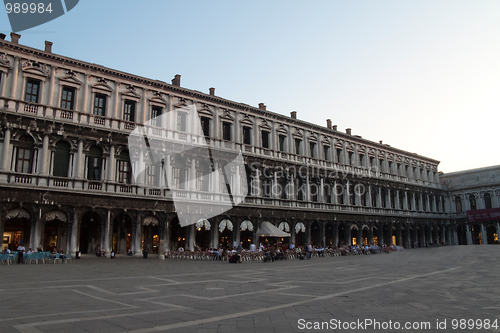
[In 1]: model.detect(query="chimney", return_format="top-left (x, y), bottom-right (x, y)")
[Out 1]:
top-left (209, 87), bottom-right (215, 96)
top-left (326, 119), bottom-right (332, 129)
top-left (332, 125), bottom-right (337, 131)
top-left (171, 74), bottom-right (181, 87)
top-left (0, 33), bottom-right (6, 40)
top-left (346, 128), bottom-right (351, 135)
top-left (44, 41), bottom-right (53, 53)
top-left (290, 111), bottom-right (297, 119)
top-left (10, 32), bottom-right (21, 44)
top-left (379, 140), bottom-right (383, 144)
top-left (258, 103), bottom-right (266, 111)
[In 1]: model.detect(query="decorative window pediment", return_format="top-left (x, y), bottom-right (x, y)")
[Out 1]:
top-left (121, 86), bottom-right (141, 101)
top-left (308, 133), bottom-right (318, 142)
top-left (21, 60), bottom-right (50, 78)
top-left (368, 148), bottom-right (376, 157)
top-left (259, 119), bottom-right (272, 131)
top-left (220, 109), bottom-right (234, 122)
top-left (91, 79), bottom-right (113, 96)
top-left (198, 104), bottom-right (213, 118)
top-left (240, 116), bottom-right (253, 127)
top-left (59, 72), bottom-right (82, 89)
top-left (0, 53), bottom-right (11, 71)
top-left (346, 142), bottom-right (354, 152)
top-left (292, 127), bottom-right (303, 139)
top-left (335, 139), bottom-right (344, 149)
top-left (276, 123), bottom-right (287, 135)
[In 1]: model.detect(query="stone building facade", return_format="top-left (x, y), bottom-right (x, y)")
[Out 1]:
top-left (0, 33), bottom-right (496, 257)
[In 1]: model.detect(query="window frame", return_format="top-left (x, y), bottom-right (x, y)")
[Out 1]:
top-left (24, 78), bottom-right (41, 103)
top-left (123, 100), bottom-right (136, 122)
top-left (93, 93), bottom-right (107, 116)
top-left (60, 86), bottom-right (76, 110)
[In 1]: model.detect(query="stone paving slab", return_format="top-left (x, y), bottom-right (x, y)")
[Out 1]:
top-left (1, 246), bottom-right (500, 332)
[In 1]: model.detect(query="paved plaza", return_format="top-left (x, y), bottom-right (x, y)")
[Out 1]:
top-left (1, 246), bottom-right (499, 333)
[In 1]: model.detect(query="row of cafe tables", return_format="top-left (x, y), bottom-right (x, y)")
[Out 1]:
top-left (0, 251), bottom-right (72, 265)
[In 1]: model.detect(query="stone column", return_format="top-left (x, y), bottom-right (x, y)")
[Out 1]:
top-left (107, 145), bottom-right (115, 181)
top-left (75, 140), bottom-right (84, 179)
top-left (368, 225), bottom-right (374, 245)
top-left (379, 225), bottom-right (385, 246)
top-left (69, 209), bottom-right (80, 253)
top-left (38, 135), bottom-right (50, 175)
top-left (189, 158), bottom-right (196, 191)
top-left (31, 210), bottom-right (43, 250)
top-left (346, 225), bottom-right (352, 246)
top-left (48, 66), bottom-right (56, 107)
top-left (103, 210), bottom-right (112, 256)
top-left (333, 222), bottom-right (339, 247)
top-left (466, 226), bottom-right (473, 245)
top-left (80, 74), bottom-right (89, 113)
top-left (188, 224), bottom-right (195, 251)
top-left (9, 57), bottom-right (19, 100)
top-left (212, 221), bottom-right (219, 249)
top-left (133, 215), bottom-right (142, 255)
top-left (396, 224), bottom-right (402, 246)
top-left (1, 128), bottom-right (11, 172)
top-left (481, 224), bottom-right (487, 245)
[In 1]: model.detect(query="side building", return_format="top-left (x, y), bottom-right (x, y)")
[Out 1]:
top-left (0, 33), bottom-right (458, 256)
top-left (440, 166), bottom-right (500, 245)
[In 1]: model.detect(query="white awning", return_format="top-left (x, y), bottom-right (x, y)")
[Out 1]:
top-left (278, 222), bottom-right (290, 232)
top-left (240, 220), bottom-right (254, 231)
top-left (257, 222), bottom-right (291, 238)
top-left (295, 222), bottom-right (306, 233)
top-left (196, 218), bottom-right (211, 230)
top-left (219, 219), bottom-right (234, 232)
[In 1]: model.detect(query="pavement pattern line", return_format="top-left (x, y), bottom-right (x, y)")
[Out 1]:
top-left (10, 266), bottom-right (460, 333)
top-left (118, 267), bottom-right (462, 333)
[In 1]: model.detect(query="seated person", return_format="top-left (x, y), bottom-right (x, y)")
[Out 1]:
top-left (127, 248), bottom-right (133, 256)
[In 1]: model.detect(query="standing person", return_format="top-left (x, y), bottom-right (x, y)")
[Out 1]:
top-left (17, 241), bottom-right (25, 264)
top-left (306, 242), bottom-right (313, 260)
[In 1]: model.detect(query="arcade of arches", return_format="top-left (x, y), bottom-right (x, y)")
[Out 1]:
top-left (2, 205), bottom-right (499, 255)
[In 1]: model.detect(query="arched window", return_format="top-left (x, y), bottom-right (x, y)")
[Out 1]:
top-left (53, 141), bottom-right (71, 177)
top-left (484, 193), bottom-right (492, 209)
top-left (16, 135), bottom-right (34, 173)
top-left (469, 194), bottom-right (477, 211)
top-left (87, 146), bottom-right (103, 180)
top-left (116, 150), bottom-right (131, 184)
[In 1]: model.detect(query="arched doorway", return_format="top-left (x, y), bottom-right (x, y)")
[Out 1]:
top-left (362, 226), bottom-right (369, 246)
top-left (456, 225), bottom-right (467, 245)
top-left (143, 216), bottom-right (160, 254)
top-left (79, 211), bottom-right (101, 254)
top-left (3, 208), bottom-right (31, 251)
top-left (219, 219), bottom-right (233, 249)
top-left (112, 213), bottom-right (132, 254)
top-left (472, 224), bottom-right (481, 244)
top-left (195, 219), bottom-right (211, 250)
top-left (170, 217), bottom-right (186, 251)
top-left (486, 225), bottom-right (498, 244)
top-left (310, 222), bottom-right (321, 247)
top-left (372, 226), bottom-right (379, 246)
top-left (325, 223), bottom-right (334, 246)
top-left (351, 225), bottom-right (359, 246)
top-left (294, 222), bottom-right (306, 247)
top-left (338, 223), bottom-right (347, 246)
top-left (43, 210), bottom-right (68, 252)
top-left (240, 220), bottom-right (253, 249)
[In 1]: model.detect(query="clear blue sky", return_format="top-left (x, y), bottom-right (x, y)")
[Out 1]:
top-left (1, 0), bottom-right (499, 173)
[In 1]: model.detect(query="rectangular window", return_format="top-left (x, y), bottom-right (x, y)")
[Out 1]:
top-left (310, 142), bottom-right (316, 158)
top-left (151, 106), bottom-right (162, 126)
top-left (323, 146), bottom-right (330, 160)
top-left (348, 152), bottom-right (354, 165)
top-left (123, 100), bottom-right (136, 122)
top-left (295, 139), bottom-right (301, 155)
top-left (200, 117), bottom-right (210, 137)
top-left (25, 79), bottom-right (40, 103)
top-left (16, 147), bottom-right (32, 173)
top-left (88, 156), bottom-right (101, 180)
top-left (172, 167), bottom-right (185, 189)
top-left (117, 160), bottom-right (131, 184)
top-left (177, 112), bottom-right (187, 132)
top-left (337, 149), bottom-right (343, 164)
top-left (261, 131), bottom-right (270, 149)
top-left (222, 122), bottom-right (231, 141)
top-left (93, 94), bottom-right (106, 116)
top-left (60, 86), bottom-right (75, 110)
top-left (279, 135), bottom-right (286, 152)
top-left (197, 171), bottom-right (209, 192)
top-left (146, 165), bottom-right (158, 187)
top-left (243, 127), bottom-right (251, 145)
top-left (262, 179), bottom-right (271, 198)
